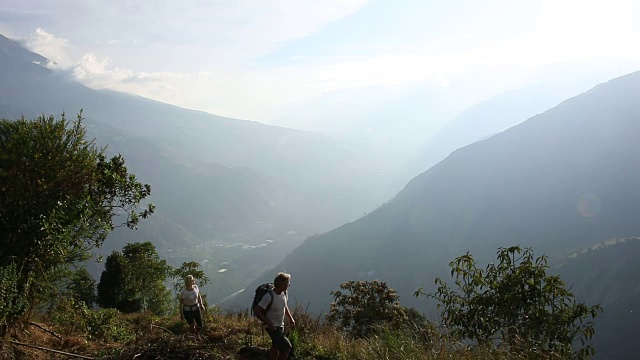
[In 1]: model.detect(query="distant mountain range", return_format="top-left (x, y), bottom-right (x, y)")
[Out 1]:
top-left (0, 33), bottom-right (392, 301)
top-left (400, 80), bottom-right (597, 184)
top-left (236, 71), bottom-right (640, 359)
top-left (6, 33), bottom-right (640, 358)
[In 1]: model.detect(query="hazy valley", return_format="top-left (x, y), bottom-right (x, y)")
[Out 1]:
top-left (2, 30), bottom-right (640, 358)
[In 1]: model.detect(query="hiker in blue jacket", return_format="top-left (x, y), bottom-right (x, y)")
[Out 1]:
top-left (254, 272), bottom-right (295, 360)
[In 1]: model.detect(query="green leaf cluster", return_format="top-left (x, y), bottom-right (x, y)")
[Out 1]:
top-left (327, 280), bottom-right (408, 338)
top-left (0, 112), bottom-right (154, 319)
top-left (0, 263), bottom-right (32, 333)
top-left (417, 246), bottom-right (602, 359)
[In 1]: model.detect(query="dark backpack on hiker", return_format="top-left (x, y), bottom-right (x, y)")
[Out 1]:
top-left (251, 283), bottom-right (275, 316)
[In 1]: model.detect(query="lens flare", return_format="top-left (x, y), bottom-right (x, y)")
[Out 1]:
top-left (577, 193), bottom-right (601, 217)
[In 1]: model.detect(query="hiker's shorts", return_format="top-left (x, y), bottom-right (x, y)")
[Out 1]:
top-left (267, 327), bottom-right (292, 351)
top-left (182, 305), bottom-right (203, 328)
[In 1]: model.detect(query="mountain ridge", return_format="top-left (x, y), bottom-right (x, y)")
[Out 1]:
top-left (234, 70), bottom-right (640, 359)
top-left (399, 80), bottom-right (597, 185)
top-left (0, 33), bottom-right (392, 302)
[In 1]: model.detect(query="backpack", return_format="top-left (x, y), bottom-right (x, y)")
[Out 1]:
top-left (251, 283), bottom-right (275, 316)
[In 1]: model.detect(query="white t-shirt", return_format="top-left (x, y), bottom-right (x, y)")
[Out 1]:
top-left (180, 285), bottom-right (200, 306)
top-left (258, 290), bottom-right (288, 327)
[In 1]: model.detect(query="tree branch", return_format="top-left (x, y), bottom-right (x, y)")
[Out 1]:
top-left (28, 322), bottom-right (62, 340)
top-left (1, 340), bottom-right (94, 359)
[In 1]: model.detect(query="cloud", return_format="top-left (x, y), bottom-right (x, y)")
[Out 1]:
top-left (13, 1), bottom-right (640, 125)
top-left (73, 53), bottom-right (112, 79)
top-left (12, 1), bottom-right (379, 120)
top-left (25, 28), bottom-right (73, 68)
top-left (8, 0), bottom-right (371, 69)
top-left (20, 25), bottom-right (640, 124)
top-left (218, 0), bottom-right (371, 58)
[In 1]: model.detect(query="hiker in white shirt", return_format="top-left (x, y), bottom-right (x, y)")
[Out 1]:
top-left (254, 272), bottom-right (295, 360)
top-left (180, 275), bottom-right (205, 336)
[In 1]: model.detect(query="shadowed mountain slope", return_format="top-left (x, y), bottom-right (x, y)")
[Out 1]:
top-left (0, 33), bottom-right (387, 234)
top-left (559, 238), bottom-right (640, 360)
top-left (236, 71), bottom-right (640, 358)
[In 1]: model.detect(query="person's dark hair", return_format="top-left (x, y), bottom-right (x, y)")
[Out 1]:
top-left (274, 272), bottom-right (291, 287)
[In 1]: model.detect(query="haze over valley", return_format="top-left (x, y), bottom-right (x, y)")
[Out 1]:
top-left (2, 2), bottom-right (640, 358)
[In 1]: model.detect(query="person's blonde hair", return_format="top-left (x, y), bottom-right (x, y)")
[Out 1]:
top-left (185, 275), bottom-right (195, 287)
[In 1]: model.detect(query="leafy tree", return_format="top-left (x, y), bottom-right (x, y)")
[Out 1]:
top-left (327, 280), bottom-right (408, 338)
top-left (97, 242), bottom-right (172, 314)
top-left (416, 246), bottom-right (602, 359)
top-left (171, 261), bottom-right (209, 296)
top-left (66, 268), bottom-right (97, 308)
top-left (0, 112), bottom-right (154, 317)
top-left (122, 242), bottom-right (172, 313)
top-left (97, 251), bottom-right (130, 311)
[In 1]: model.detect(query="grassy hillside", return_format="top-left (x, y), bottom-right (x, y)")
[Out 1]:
top-left (1, 306), bottom-right (582, 360)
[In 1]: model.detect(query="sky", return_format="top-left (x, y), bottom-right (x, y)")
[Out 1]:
top-left (2, 0), bottom-right (640, 137)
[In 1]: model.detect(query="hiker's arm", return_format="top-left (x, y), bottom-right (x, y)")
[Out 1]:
top-left (198, 292), bottom-right (205, 311)
top-left (254, 306), bottom-right (275, 332)
top-left (285, 306), bottom-right (295, 327)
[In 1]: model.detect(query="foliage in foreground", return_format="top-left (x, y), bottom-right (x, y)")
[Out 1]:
top-left (417, 246), bottom-right (602, 359)
top-left (2, 244), bottom-right (601, 359)
top-left (1, 304), bottom-right (586, 360)
top-left (0, 112), bottom-right (154, 325)
top-left (2, 247), bottom-right (601, 359)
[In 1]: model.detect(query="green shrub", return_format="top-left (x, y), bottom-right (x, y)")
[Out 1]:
top-left (49, 298), bottom-right (87, 335)
top-left (327, 280), bottom-right (408, 338)
top-left (85, 308), bottom-right (134, 342)
top-left (417, 246), bottom-right (602, 359)
top-left (49, 298), bottom-right (133, 342)
top-left (0, 263), bottom-right (32, 332)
